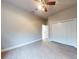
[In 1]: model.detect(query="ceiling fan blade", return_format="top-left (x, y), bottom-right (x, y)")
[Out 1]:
top-left (34, 0), bottom-right (41, 2)
top-left (47, 1), bottom-right (56, 5)
top-left (44, 7), bottom-right (48, 12)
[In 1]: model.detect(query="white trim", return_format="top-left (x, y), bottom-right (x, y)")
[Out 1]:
top-left (1, 39), bottom-right (41, 52)
top-left (49, 40), bottom-right (77, 48)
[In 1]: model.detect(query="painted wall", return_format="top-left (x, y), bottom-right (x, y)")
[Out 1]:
top-left (1, 2), bottom-right (45, 50)
top-left (48, 6), bottom-right (77, 47)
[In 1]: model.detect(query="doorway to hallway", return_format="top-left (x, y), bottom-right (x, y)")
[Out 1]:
top-left (42, 25), bottom-right (48, 41)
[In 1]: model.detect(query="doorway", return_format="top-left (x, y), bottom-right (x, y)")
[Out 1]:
top-left (42, 25), bottom-right (48, 41)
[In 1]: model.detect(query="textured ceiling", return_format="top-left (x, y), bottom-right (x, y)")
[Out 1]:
top-left (2, 0), bottom-right (77, 19)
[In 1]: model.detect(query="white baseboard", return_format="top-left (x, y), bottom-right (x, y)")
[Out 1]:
top-left (1, 39), bottom-right (41, 52)
top-left (49, 40), bottom-right (77, 48)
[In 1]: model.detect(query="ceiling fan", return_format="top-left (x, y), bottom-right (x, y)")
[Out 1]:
top-left (34, 0), bottom-right (56, 12)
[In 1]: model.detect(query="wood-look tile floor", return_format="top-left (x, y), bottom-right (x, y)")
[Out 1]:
top-left (1, 40), bottom-right (77, 59)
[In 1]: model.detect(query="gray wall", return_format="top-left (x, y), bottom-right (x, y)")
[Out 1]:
top-left (48, 6), bottom-right (77, 47)
top-left (1, 2), bottom-right (45, 50)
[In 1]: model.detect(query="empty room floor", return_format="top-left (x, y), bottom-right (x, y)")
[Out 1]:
top-left (2, 40), bottom-right (77, 59)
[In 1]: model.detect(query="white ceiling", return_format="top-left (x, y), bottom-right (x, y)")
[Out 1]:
top-left (2, 0), bottom-right (77, 19)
